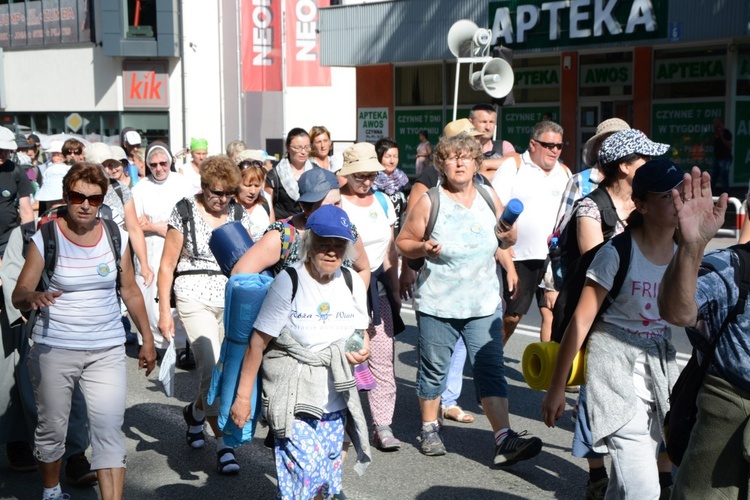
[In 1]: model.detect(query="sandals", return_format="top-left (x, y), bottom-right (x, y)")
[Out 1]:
top-left (372, 425), bottom-right (402, 451)
top-left (441, 405), bottom-right (475, 424)
top-left (183, 402), bottom-right (206, 449)
top-left (216, 448), bottom-right (240, 475)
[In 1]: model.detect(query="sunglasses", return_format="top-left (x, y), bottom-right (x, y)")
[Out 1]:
top-left (352, 173), bottom-right (378, 182)
top-left (238, 160), bottom-right (264, 170)
top-left (68, 190), bottom-right (104, 207)
top-left (66, 150), bottom-right (83, 156)
top-left (204, 187), bottom-right (236, 199)
top-left (532, 139), bottom-right (564, 151)
top-left (148, 161), bottom-right (170, 169)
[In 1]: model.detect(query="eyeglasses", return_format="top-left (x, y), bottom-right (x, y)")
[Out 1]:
top-left (351, 173), bottom-right (378, 182)
top-left (238, 160), bottom-right (264, 170)
top-left (68, 190), bottom-right (104, 207)
top-left (66, 150), bottom-right (83, 156)
top-left (289, 146), bottom-right (311, 153)
top-left (204, 187), bottom-right (236, 199)
top-left (148, 161), bottom-right (170, 169)
top-left (532, 139), bottom-right (564, 151)
top-left (104, 163), bottom-right (123, 170)
top-left (444, 155), bottom-right (474, 166)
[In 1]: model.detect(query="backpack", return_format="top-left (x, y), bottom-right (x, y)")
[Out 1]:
top-left (550, 187), bottom-right (622, 290)
top-left (373, 190), bottom-right (390, 218)
top-left (284, 265), bottom-right (353, 301)
top-left (406, 179), bottom-right (496, 271)
top-left (664, 244), bottom-right (750, 466)
top-left (550, 230), bottom-right (632, 344)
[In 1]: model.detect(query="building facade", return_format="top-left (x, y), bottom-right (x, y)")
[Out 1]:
top-left (320, 0), bottom-right (750, 186)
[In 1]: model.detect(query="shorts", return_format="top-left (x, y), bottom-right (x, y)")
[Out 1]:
top-left (502, 259), bottom-right (547, 316)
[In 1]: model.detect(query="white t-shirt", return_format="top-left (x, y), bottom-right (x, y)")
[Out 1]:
top-left (341, 193), bottom-right (396, 271)
top-left (247, 204), bottom-right (271, 242)
top-left (254, 262), bottom-right (369, 412)
top-left (131, 173), bottom-right (194, 274)
top-left (492, 151), bottom-right (570, 260)
top-left (178, 163), bottom-right (202, 195)
top-left (587, 236), bottom-right (675, 401)
top-left (31, 221), bottom-right (129, 350)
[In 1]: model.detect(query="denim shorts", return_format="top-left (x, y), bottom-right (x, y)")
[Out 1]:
top-left (415, 307), bottom-right (507, 401)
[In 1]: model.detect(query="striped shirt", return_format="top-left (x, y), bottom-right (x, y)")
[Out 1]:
top-left (31, 220), bottom-right (129, 350)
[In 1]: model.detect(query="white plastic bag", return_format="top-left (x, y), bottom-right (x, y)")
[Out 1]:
top-left (159, 340), bottom-right (176, 397)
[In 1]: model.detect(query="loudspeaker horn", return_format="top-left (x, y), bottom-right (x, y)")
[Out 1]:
top-left (470, 58), bottom-right (514, 99)
top-left (448, 19), bottom-right (480, 58)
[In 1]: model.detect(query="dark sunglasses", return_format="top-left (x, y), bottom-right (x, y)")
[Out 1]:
top-left (148, 160), bottom-right (170, 169)
top-left (238, 160), bottom-right (263, 170)
top-left (68, 190), bottom-right (104, 207)
top-left (66, 149), bottom-right (83, 156)
top-left (204, 187), bottom-right (236, 199)
top-left (352, 173), bottom-right (378, 182)
top-left (532, 139), bottom-right (564, 151)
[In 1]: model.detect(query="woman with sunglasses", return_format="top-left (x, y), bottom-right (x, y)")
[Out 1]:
top-left (61, 138), bottom-right (86, 166)
top-left (234, 150), bottom-right (275, 241)
top-left (339, 142), bottom-right (405, 451)
top-left (13, 162), bottom-right (157, 500)
top-left (265, 128), bottom-right (315, 220)
top-left (158, 155), bottom-right (253, 475)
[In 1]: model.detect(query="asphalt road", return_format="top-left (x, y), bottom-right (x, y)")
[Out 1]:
top-left (0, 235), bottom-right (737, 499)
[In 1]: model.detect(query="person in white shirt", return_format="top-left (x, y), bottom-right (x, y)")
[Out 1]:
top-left (492, 121), bottom-right (570, 344)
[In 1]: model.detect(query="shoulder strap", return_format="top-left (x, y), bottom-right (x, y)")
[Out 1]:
top-left (474, 180), bottom-right (496, 215)
top-left (261, 199), bottom-right (271, 216)
top-left (373, 190), bottom-right (389, 218)
top-left (341, 267), bottom-right (353, 293)
top-left (285, 266), bottom-right (299, 303)
top-left (176, 198), bottom-right (197, 256)
top-left (101, 219), bottom-right (123, 299)
top-left (232, 201), bottom-right (244, 221)
top-left (423, 187), bottom-right (441, 241)
top-left (599, 230), bottom-right (633, 315)
top-left (20, 221), bottom-right (36, 258)
top-left (110, 178), bottom-right (125, 205)
top-left (587, 187), bottom-right (621, 240)
top-left (39, 221), bottom-right (58, 291)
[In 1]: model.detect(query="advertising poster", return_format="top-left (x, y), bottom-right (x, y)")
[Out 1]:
top-left (651, 101), bottom-right (724, 172)
top-left (241, 0), bottom-right (282, 92)
top-left (357, 108), bottom-right (389, 144)
top-left (500, 107), bottom-right (560, 153)
top-left (734, 101), bottom-right (750, 186)
top-left (284, 0), bottom-right (330, 87)
top-left (394, 109), bottom-right (443, 175)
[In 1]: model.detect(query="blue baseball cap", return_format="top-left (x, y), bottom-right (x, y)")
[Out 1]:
top-left (298, 167), bottom-right (340, 203)
top-left (306, 205), bottom-right (355, 241)
top-left (632, 158), bottom-right (685, 200)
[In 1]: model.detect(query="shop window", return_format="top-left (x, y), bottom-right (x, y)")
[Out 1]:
top-left (509, 56), bottom-right (560, 104)
top-left (579, 52), bottom-right (633, 98)
top-left (125, 0), bottom-right (157, 39)
top-left (737, 46), bottom-right (750, 96)
top-left (653, 47), bottom-right (727, 99)
top-left (395, 64), bottom-right (443, 107)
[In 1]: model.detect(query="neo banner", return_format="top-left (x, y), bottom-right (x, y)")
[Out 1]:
top-left (241, 0), bottom-right (282, 92)
top-left (284, 0), bottom-right (330, 87)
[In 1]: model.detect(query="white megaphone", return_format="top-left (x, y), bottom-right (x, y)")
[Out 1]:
top-left (470, 58), bottom-right (514, 99)
top-left (448, 19), bottom-right (492, 58)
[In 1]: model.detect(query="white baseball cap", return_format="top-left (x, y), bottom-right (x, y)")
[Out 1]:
top-left (124, 130), bottom-right (142, 146)
top-left (0, 126), bottom-right (18, 150)
top-left (47, 140), bottom-right (64, 154)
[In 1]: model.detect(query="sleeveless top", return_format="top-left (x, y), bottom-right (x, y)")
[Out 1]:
top-left (414, 186), bottom-right (500, 318)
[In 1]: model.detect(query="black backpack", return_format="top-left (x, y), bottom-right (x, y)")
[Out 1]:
top-left (406, 179), bottom-right (496, 271)
top-left (554, 187), bottom-right (622, 286)
top-left (550, 230), bottom-right (632, 344)
top-left (664, 244), bottom-right (750, 466)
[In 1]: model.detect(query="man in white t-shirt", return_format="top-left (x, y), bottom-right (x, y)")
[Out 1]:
top-left (492, 121), bottom-right (570, 344)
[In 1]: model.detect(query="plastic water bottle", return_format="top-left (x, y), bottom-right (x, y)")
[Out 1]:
top-left (548, 236), bottom-right (564, 290)
top-left (498, 198), bottom-right (524, 232)
top-left (345, 329), bottom-right (365, 352)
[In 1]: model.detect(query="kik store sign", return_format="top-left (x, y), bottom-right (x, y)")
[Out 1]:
top-left (488, 0), bottom-right (668, 50)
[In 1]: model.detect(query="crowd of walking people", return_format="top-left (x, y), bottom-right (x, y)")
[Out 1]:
top-left (0, 106), bottom-right (748, 500)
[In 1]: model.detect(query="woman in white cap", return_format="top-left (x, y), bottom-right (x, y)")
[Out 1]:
top-left (230, 204), bottom-right (371, 500)
top-left (339, 142), bottom-right (404, 451)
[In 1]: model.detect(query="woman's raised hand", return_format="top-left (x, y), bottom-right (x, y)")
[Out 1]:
top-left (673, 166), bottom-right (728, 247)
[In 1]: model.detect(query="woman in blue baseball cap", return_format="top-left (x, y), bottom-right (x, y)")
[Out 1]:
top-left (231, 204), bottom-right (372, 500)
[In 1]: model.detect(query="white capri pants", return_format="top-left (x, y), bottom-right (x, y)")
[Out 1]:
top-left (27, 344), bottom-right (127, 470)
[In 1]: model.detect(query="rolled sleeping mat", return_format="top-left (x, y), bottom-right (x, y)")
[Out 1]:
top-left (209, 221), bottom-right (254, 277)
top-left (522, 341), bottom-right (586, 391)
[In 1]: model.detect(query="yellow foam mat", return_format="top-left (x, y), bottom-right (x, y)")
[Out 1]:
top-left (522, 341), bottom-right (586, 391)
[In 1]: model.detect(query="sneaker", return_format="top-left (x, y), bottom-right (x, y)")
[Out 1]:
top-left (372, 425), bottom-right (402, 451)
top-left (176, 349), bottom-right (196, 370)
top-left (183, 402), bottom-right (206, 449)
top-left (586, 477), bottom-right (609, 500)
top-left (417, 423), bottom-right (446, 456)
top-left (493, 430), bottom-right (542, 467)
top-left (65, 453), bottom-right (97, 486)
top-left (6, 441), bottom-right (37, 472)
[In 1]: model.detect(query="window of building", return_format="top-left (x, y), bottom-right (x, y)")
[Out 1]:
top-left (395, 64), bottom-right (443, 107)
top-left (579, 52), bottom-right (633, 98)
top-left (125, 0), bottom-right (157, 39)
top-left (737, 45), bottom-right (750, 96)
top-left (653, 47), bottom-right (727, 99)
top-left (509, 56), bottom-right (560, 103)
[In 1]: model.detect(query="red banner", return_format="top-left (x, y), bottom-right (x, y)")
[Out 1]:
top-left (241, 0), bottom-right (282, 92)
top-left (284, 0), bottom-right (330, 87)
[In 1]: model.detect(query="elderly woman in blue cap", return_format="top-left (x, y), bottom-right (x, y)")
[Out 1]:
top-left (231, 204), bottom-right (372, 500)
